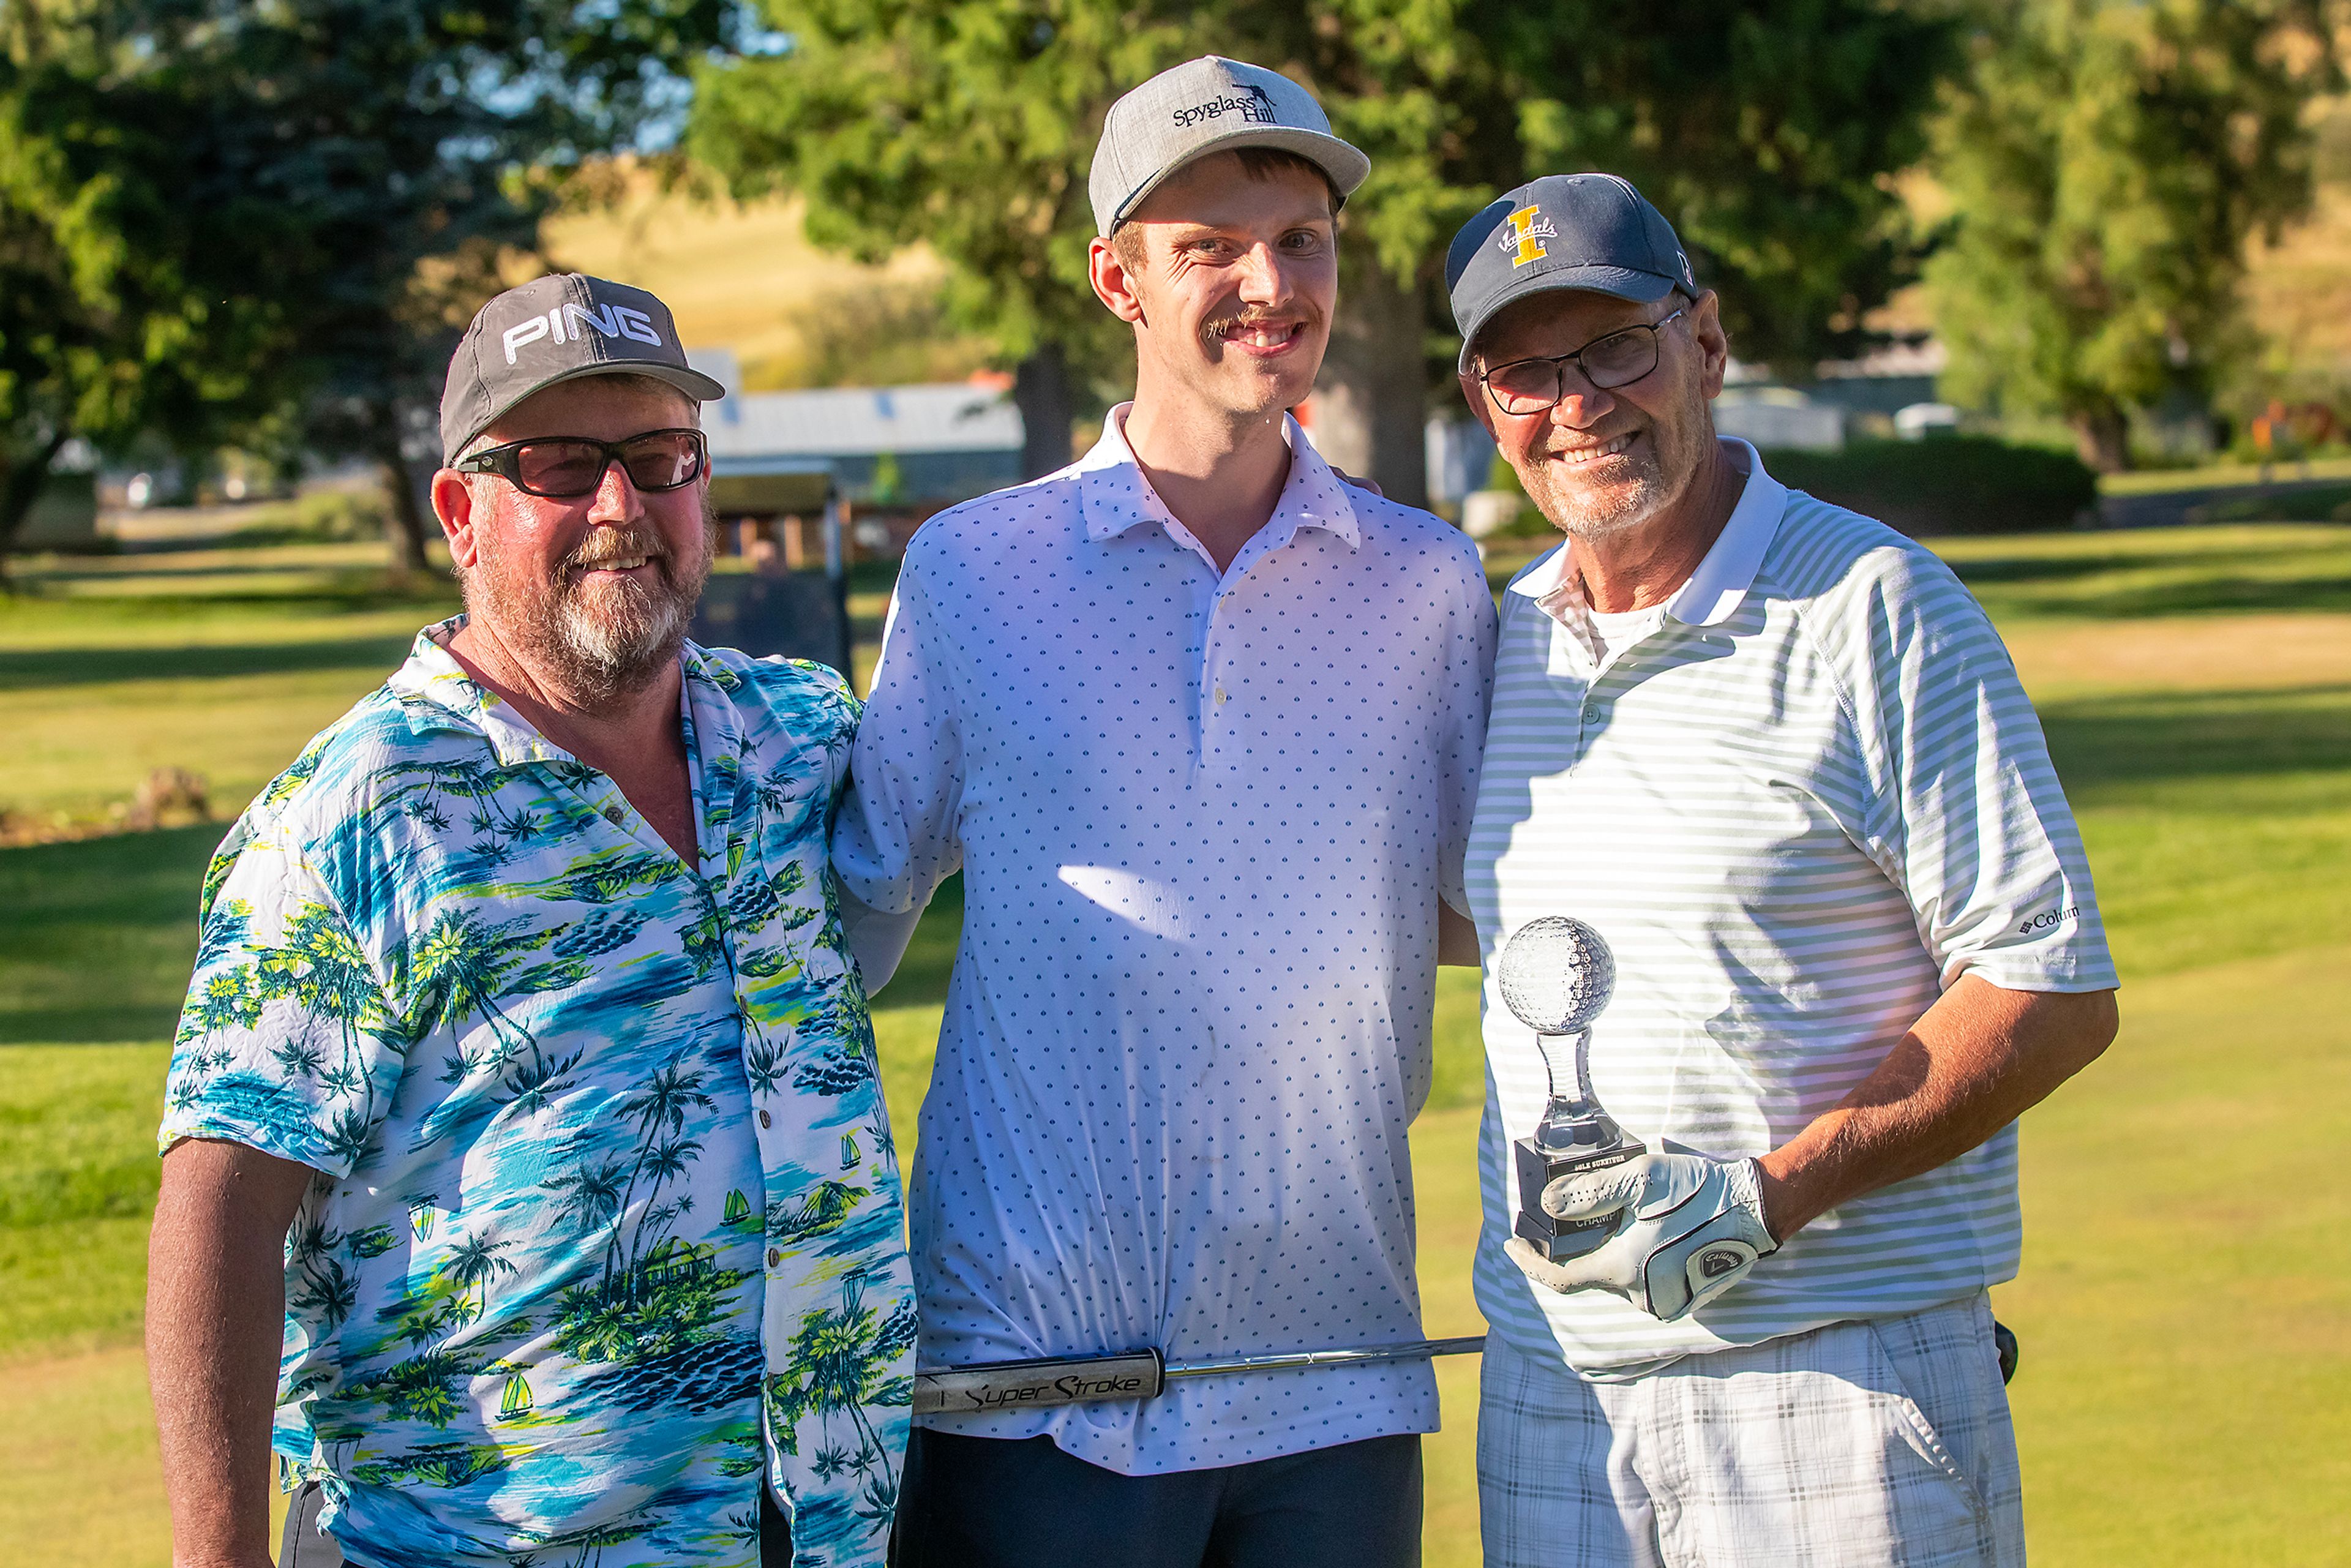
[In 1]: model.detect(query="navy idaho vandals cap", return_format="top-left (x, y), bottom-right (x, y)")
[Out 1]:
top-left (439, 273), bottom-right (729, 464)
top-left (1445, 173), bottom-right (1697, 372)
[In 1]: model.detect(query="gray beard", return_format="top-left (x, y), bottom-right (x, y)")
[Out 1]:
top-left (1524, 417), bottom-right (1712, 544)
top-left (462, 529), bottom-right (713, 706)
top-left (1526, 452), bottom-right (1675, 543)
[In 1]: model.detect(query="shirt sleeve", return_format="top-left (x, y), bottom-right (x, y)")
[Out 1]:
top-left (160, 819), bottom-right (408, 1176)
top-left (1438, 550), bottom-right (1499, 915)
top-left (1838, 550), bottom-right (2118, 994)
top-left (831, 560), bottom-right (964, 917)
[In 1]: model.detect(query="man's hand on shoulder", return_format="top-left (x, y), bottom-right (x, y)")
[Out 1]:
top-left (1505, 1150), bottom-right (1777, 1321)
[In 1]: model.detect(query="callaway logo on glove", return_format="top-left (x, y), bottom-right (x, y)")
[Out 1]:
top-left (1505, 1150), bottom-right (1780, 1321)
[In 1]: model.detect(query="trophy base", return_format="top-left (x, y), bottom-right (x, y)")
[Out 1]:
top-left (1514, 1135), bottom-right (1646, 1264)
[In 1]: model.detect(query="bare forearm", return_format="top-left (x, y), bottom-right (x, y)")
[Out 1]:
top-left (148, 1140), bottom-right (313, 1568)
top-left (1758, 977), bottom-right (2117, 1239)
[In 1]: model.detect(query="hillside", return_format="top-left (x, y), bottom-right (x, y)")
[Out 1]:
top-left (541, 147), bottom-right (2350, 415)
top-left (540, 168), bottom-right (993, 391)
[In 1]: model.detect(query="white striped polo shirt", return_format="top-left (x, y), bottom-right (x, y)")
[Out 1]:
top-left (1464, 440), bottom-right (2116, 1376)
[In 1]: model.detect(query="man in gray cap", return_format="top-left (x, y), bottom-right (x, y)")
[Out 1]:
top-left (1450, 174), bottom-right (2120, 1564)
top-left (836, 55), bottom-right (1494, 1568)
top-left (146, 273), bottom-right (917, 1568)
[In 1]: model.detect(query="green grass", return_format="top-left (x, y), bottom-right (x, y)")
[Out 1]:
top-left (2, 544), bottom-right (457, 827)
top-left (0, 1045), bottom-right (167, 1359)
top-left (2096, 454), bottom-right (2351, 495)
top-left (3, 521), bottom-right (2349, 1562)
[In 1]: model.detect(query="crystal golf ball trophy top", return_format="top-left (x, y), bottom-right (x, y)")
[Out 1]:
top-left (1498, 916), bottom-right (1645, 1262)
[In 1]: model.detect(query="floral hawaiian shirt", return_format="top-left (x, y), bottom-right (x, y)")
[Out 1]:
top-left (160, 618), bottom-right (915, 1568)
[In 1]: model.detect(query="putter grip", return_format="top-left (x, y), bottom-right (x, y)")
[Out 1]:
top-left (912, 1349), bottom-right (1164, 1417)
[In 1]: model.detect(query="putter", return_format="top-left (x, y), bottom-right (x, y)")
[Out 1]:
top-left (913, 1336), bottom-right (1487, 1417)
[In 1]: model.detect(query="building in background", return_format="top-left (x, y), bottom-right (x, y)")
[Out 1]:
top-left (692, 350), bottom-right (1024, 555)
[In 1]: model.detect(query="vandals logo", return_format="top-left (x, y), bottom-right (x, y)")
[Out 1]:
top-left (1173, 84), bottom-right (1280, 130)
top-left (1500, 206), bottom-right (1558, 268)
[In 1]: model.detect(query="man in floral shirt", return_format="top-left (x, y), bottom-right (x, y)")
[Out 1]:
top-left (146, 274), bottom-right (914, 1568)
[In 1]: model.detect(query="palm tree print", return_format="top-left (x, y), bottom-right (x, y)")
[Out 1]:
top-left (444, 1231), bottom-right (517, 1318)
top-left (159, 628), bottom-right (913, 1566)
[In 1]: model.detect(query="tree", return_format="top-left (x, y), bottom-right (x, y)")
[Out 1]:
top-left (141, 0), bottom-right (744, 569)
top-left (5, 2), bottom-right (740, 573)
top-left (1925, 0), bottom-right (2346, 471)
top-left (0, 18), bottom-right (286, 577)
top-left (691, 1), bottom-right (1951, 505)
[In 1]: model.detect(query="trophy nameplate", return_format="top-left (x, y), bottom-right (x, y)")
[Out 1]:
top-left (1498, 917), bottom-right (1644, 1264)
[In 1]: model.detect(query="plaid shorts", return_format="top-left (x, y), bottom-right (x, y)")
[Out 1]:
top-left (1478, 1292), bottom-right (2025, 1567)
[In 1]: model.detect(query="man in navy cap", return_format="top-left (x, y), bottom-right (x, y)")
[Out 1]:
top-left (1449, 175), bottom-right (2120, 1564)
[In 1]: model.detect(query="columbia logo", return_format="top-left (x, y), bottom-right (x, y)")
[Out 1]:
top-left (2017, 906), bottom-right (2082, 936)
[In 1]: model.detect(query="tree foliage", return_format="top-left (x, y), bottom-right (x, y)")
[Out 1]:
top-left (2, 1), bottom-right (738, 569)
top-left (0, 20), bottom-right (283, 570)
top-left (690, 1), bottom-right (1952, 497)
top-left (1925, 0), bottom-right (2347, 471)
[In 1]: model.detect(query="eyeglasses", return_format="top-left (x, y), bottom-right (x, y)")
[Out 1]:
top-left (1477, 307), bottom-right (1687, 416)
top-left (453, 428), bottom-right (708, 498)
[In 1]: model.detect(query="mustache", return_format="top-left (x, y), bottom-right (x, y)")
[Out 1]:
top-left (1204, 307), bottom-right (1316, 341)
top-left (560, 528), bottom-right (668, 572)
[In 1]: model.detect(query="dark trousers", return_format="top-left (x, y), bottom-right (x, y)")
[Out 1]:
top-left (279, 1480), bottom-right (794, 1566)
top-left (892, 1428), bottom-right (1423, 1568)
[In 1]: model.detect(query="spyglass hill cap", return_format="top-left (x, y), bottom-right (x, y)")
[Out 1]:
top-left (439, 273), bottom-right (727, 465)
top-left (1446, 173), bottom-right (1697, 372)
top-left (1088, 55), bottom-right (1370, 236)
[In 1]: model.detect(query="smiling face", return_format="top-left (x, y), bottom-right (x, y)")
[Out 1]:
top-left (1466, 287), bottom-right (1729, 544)
top-left (1090, 150), bottom-right (1338, 422)
top-left (435, 375), bottom-right (714, 703)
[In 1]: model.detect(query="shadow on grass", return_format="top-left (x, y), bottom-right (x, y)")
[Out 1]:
top-left (1944, 546), bottom-right (2303, 586)
top-left (0, 826), bottom-right (220, 1045)
top-left (1976, 574), bottom-right (2351, 619)
top-left (1946, 542), bottom-right (2351, 620)
top-left (0, 823), bottom-right (970, 1046)
top-left (8, 580), bottom-right (458, 621)
top-left (0, 636), bottom-right (422, 691)
top-left (2040, 685), bottom-right (2351, 796)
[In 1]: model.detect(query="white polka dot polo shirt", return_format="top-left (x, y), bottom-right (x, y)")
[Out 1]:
top-left (834, 405), bottom-right (1496, 1475)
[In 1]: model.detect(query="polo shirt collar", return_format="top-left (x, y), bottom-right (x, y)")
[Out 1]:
top-left (1505, 437), bottom-right (1784, 627)
top-left (1079, 402), bottom-right (1362, 552)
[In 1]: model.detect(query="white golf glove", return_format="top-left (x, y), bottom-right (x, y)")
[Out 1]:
top-left (1505, 1151), bottom-right (1779, 1321)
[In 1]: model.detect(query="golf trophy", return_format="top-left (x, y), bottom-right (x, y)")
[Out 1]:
top-left (1498, 916), bottom-right (1644, 1262)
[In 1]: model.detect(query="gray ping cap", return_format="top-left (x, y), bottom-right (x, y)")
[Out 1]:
top-left (1088, 56), bottom-right (1370, 236)
top-left (439, 273), bottom-right (727, 463)
top-left (1446, 174), bottom-right (1697, 371)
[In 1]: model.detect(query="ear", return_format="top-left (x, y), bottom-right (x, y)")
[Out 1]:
top-left (1089, 233), bottom-right (1147, 325)
top-left (1690, 290), bottom-right (1730, 400)
top-left (432, 468), bottom-right (483, 571)
top-left (1460, 368), bottom-right (1499, 440)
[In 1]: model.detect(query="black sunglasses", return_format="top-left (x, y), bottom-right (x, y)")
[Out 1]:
top-left (1478, 307), bottom-right (1688, 416)
top-left (453, 428), bottom-right (708, 499)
